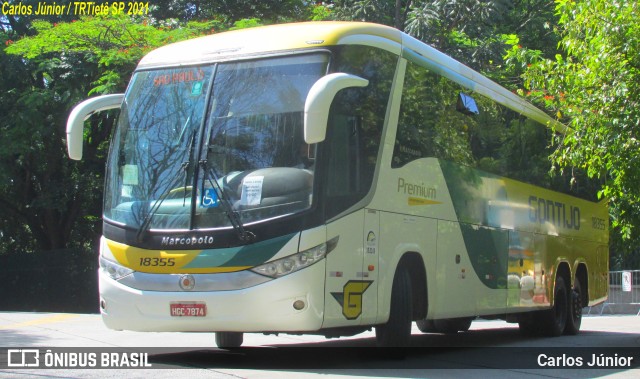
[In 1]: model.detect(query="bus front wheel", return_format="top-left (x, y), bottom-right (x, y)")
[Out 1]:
top-left (215, 332), bottom-right (243, 349)
top-left (375, 267), bottom-right (413, 347)
top-left (416, 319), bottom-right (436, 333)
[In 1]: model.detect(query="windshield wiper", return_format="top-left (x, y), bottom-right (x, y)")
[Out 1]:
top-left (199, 159), bottom-right (256, 243)
top-left (135, 163), bottom-right (189, 243)
top-left (136, 132), bottom-right (196, 243)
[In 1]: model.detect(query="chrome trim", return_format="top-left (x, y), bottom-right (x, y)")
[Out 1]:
top-left (117, 270), bottom-right (272, 292)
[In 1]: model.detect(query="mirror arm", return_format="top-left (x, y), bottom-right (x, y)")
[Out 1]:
top-left (303, 73), bottom-right (368, 144)
top-left (66, 94), bottom-right (124, 160)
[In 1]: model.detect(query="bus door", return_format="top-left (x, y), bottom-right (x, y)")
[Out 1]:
top-left (320, 106), bottom-right (382, 328)
top-left (323, 210), bottom-right (378, 328)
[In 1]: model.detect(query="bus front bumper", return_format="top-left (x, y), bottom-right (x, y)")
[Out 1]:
top-left (98, 262), bottom-right (326, 333)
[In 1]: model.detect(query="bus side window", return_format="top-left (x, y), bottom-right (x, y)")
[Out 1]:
top-left (324, 113), bottom-right (362, 196)
top-left (393, 61), bottom-right (474, 168)
top-left (322, 45), bottom-right (396, 220)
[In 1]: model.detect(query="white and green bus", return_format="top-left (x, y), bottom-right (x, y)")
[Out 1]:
top-left (67, 22), bottom-right (609, 348)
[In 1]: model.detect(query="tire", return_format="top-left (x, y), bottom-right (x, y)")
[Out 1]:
top-left (433, 319), bottom-right (458, 334)
top-left (564, 276), bottom-right (583, 335)
top-left (375, 267), bottom-right (413, 347)
top-left (542, 276), bottom-right (568, 337)
top-left (518, 311), bottom-right (544, 336)
top-left (416, 319), bottom-right (437, 333)
top-left (215, 332), bottom-right (243, 349)
top-left (455, 317), bottom-right (473, 332)
top-left (433, 318), bottom-right (473, 334)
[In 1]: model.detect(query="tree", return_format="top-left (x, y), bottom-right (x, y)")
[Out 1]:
top-left (511, 0), bottom-right (640, 244)
top-left (1, 15), bottom-right (216, 252)
top-left (332, 0), bottom-right (558, 75)
top-left (0, 0), bottom-right (327, 255)
top-left (148, 0), bottom-right (308, 23)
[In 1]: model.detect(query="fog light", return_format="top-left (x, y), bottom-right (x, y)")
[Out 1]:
top-left (293, 300), bottom-right (305, 310)
top-left (100, 299), bottom-right (107, 311)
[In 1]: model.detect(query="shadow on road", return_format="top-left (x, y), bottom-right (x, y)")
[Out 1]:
top-left (145, 327), bottom-right (640, 378)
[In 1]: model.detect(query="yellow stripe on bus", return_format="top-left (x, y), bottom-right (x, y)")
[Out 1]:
top-left (408, 196), bottom-right (442, 206)
top-left (106, 239), bottom-right (199, 273)
top-left (105, 239), bottom-right (253, 274)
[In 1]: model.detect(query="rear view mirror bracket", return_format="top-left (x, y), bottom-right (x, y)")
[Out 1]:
top-left (303, 73), bottom-right (369, 144)
top-left (66, 94), bottom-right (124, 160)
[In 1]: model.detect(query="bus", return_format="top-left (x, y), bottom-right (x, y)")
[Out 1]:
top-left (66, 21), bottom-right (608, 348)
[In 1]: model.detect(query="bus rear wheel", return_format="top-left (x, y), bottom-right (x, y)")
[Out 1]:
top-left (518, 276), bottom-right (569, 337)
top-left (215, 332), bottom-right (243, 349)
top-left (375, 267), bottom-right (412, 347)
top-left (564, 276), bottom-right (583, 335)
top-left (543, 276), bottom-right (568, 337)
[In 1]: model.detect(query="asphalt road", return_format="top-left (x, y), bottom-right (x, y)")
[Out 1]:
top-left (1, 312), bottom-right (639, 378)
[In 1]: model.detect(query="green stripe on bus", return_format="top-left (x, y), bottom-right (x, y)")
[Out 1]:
top-left (183, 233), bottom-right (296, 269)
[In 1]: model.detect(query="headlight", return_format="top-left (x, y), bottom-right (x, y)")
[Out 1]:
top-left (99, 256), bottom-right (135, 280)
top-left (251, 236), bottom-right (338, 279)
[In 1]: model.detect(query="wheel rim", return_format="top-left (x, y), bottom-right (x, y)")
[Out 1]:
top-left (572, 287), bottom-right (582, 322)
top-left (555, 287), bottom-right (568, 330)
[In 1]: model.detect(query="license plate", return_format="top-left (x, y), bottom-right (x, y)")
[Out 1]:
top-left (170, 302), bottom-right (206, 317)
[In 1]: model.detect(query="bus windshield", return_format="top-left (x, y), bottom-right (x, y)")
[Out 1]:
top-left (104, 53), bottom-right (329, 232)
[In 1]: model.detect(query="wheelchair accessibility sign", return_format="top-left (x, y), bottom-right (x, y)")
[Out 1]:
top-left (201, 188), bottom-right (219, 208)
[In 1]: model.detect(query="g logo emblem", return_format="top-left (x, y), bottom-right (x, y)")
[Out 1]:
top-left (331, 280), bottom-right (372, 320)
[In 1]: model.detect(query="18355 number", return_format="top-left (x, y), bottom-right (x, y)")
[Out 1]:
top-left (139, 257), bottom-right (176, 267)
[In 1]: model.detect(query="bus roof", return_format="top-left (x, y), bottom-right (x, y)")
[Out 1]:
top-left (137, 21), bottom-right (567, 134)
top-left (138, 22), bottom-right (402, 69)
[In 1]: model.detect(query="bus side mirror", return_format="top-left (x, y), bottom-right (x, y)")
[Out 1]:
top-left (457, 92), bottom-right (480, 116)
top-left (66, 94), bottom-right (125, 160)
top-left (303, 73), bottom-right (368, 144)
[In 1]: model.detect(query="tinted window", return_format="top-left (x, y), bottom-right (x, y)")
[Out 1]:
top-left (393, 62), bottom-right (472, 168)
top-left (394, 60), bottom-right (600, 200)
top-left (322, 45), bottom-right (398, 219)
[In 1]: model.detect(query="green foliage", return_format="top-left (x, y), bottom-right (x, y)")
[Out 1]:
top-left (229, 18), bottom-right (264, 30)
top-left (0, 1), bottom-right (329, 256)
top-left (0, 15), bottom-right (216, 253)
top-left (6, 15), bottom-right (218, 94)
top-left (310, 4), bottom-right (333, 21)
top-left (332, 0), bottom-right (558, 75)
top-left (332, 0), bottom-right (399, 27)
top-left (148, 0), bottom-right (308, 23)
top-left (510, 0), bottom-right (640, 241)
